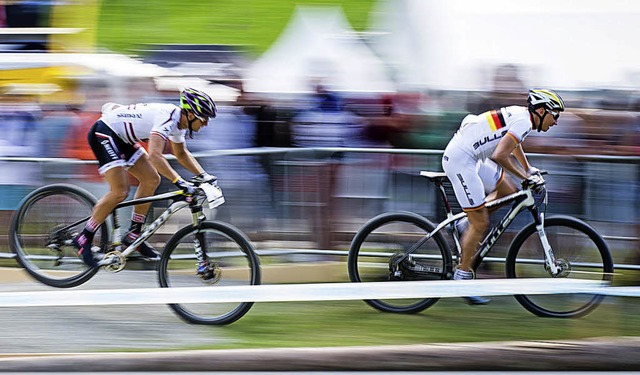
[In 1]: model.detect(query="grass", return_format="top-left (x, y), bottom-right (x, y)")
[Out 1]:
top-left (181, 296), bottom-right (640, 350)
top-left (4, 246), bottom-right (638, 350)
top-left (96, 0), bottom-right (377, 56)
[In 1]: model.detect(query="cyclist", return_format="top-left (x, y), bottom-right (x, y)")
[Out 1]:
top-left (72, 87), bottom-right (218, 271)
top-left (442, 89), bottom-right (564, 304)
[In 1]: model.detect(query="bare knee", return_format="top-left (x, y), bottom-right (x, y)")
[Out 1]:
top-left (108, 187), bottom-right (129, 203)
top-left (139, 171), bottom-right (160, 191)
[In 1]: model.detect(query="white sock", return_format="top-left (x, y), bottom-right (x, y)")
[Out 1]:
top-left (453, 268), bottom-right (474, 280)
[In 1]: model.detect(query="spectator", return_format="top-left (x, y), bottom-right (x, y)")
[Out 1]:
top-left (0, 91), bottom-right (42, 222)
top-left (291, 87), bottom-right (364, 250)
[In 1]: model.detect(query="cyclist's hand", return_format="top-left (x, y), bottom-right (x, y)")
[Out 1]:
top-left (527, 166), bottom-right (541, 176)
top-left (190, 172), bottom-right (218, 186)
top-left (174, 178), bottom-right (197, 195)
top-left (522, 174), bottom-right (545, 193)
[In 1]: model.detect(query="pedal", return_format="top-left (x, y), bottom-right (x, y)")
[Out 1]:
top-left (388, 252), bottom-right (406, 280)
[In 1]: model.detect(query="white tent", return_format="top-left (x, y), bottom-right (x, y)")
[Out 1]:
top-left (244, 6), bottom-right (395, 93)
top-left (370, 0), bottom-right (640, 90)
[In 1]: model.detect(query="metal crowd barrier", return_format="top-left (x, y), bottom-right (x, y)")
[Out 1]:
top-left (0, 148), bottom-right (638, 270)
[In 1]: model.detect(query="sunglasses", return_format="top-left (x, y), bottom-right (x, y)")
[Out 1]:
top-left (194, 113), bottom-right (209, 125)
top-left (546, 109), bottom-right (560, 120)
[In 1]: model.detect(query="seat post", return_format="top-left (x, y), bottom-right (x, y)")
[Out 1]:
top-left (434, 179), bottom-right (453, 215)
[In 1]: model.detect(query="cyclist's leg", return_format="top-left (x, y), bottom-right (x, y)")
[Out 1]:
top-left (74, 121), bottom-right (130, 266)
top-left (443, 149), bottom-right (491, 305)
top-left (94, 167), bottom-right (130, 223)
top-left (443, 153), bottom-right (488, 272)
top-left (123, 152), bottom-right (161, 258)
top-left (127, 152), bottom-right (161, 216)
top-left (455, 207), bottom-right (491, 305)
top-left (480, 159), bottom-right (518, 204)
top-left (86, 120), bottom-right (132, 224)
top-left (72, 167), bottom-right (129, 266)
top-left (460, 207), bottom-right (489, 270)
top-left (479, 159), bottom-right (519, 245)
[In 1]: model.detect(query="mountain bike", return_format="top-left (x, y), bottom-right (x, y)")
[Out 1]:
top-left (9, 181), bottom-right (261, 325)
top-left (348, 170), bottom-right (614, 318)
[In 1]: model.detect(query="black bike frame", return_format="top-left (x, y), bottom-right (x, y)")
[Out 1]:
top-left (111, 190), bottom-right (192, 259)
top-left (55, 189), bottom-right (197, 261)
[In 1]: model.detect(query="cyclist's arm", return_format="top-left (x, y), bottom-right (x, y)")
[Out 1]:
top-left (147, 134), bottom-right (182, 182)
top-left (490, 133), bottom-right (528, 180)
top-left (169, 140), bottom-right (205, 176)
top-left (512, 143), bottom-right (534, 174)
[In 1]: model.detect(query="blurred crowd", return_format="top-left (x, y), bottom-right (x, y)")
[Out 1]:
top-left (2, 75), bottom-right (639, 163)
top-left (1, 70), bottom-right (638, 168)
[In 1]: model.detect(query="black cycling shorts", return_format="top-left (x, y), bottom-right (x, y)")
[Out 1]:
top-left (87, 120), bottom-right (146, 175)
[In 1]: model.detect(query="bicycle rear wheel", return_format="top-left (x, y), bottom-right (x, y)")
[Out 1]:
top-left (348, 211), bottom-right (452, 314)
top-left (9, 184), bottom-right (110, 288)
top-left (158, 220), bottom-right (261, 325)
top-left (506, 215), bottom-right (614, 318)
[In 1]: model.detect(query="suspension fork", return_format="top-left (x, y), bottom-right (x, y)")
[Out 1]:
top-left (531, 207), bottom-right (560, 275)
top-left (193, 232), bottom-right (208, 265)
top-left (191, 204), bottom-right (209, 264)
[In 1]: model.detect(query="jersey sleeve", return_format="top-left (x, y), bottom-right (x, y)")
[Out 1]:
top-left (507, 118), bottom-right (533, 144)
top-left (168, 128), bottom-right (187, 144)
top-left (150, 107), bottom-right (180, 141)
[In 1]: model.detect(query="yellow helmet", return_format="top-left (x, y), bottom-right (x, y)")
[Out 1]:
top-left (527, 89), bottom-right (565, 112)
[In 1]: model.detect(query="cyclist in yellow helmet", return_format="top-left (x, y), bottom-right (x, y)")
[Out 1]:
top-left (442, 89), bottom-right (564, 304)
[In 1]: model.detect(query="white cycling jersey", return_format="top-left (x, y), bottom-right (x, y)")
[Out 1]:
top-left (100, 103), bottom-right (186, 144)
top-left (450, 105), bottom-right (533, 160)
top-left (442, 105), bottom-right (534, 210)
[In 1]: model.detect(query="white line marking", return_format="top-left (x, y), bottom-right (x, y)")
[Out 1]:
top-left (0, 279), bottom-right (621, 308)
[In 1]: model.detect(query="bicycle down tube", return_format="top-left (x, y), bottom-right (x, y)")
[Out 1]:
top-left (98, 190), bottom-right (188, 265)
top-left (391, 188), bottom-right (533, 271)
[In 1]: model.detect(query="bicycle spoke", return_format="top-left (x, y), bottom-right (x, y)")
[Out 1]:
top-left (507, 216), bottom-right (613, 318)
top-left (10, 185), bottom-right (105, 288)
top-left (348, 212), bottom-right (451, 314)
top-left (159, 221), bottom-right (260, 325)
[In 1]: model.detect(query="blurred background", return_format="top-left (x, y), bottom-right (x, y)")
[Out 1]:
top-left (0, 0), bottom-right (638, 279)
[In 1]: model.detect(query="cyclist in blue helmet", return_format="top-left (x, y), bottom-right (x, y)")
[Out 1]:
top-left (73, 88), bottom-right (218, 270)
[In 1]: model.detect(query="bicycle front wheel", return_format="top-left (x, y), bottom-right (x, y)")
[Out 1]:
top-left (9, 184), bottom-right (110, 288)
top-left (348, 211), bottom-right (452, 314)
top-left (158, 221), bottom-right (261, 325)
top-left (506, 215), bottom-right (614, 318)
